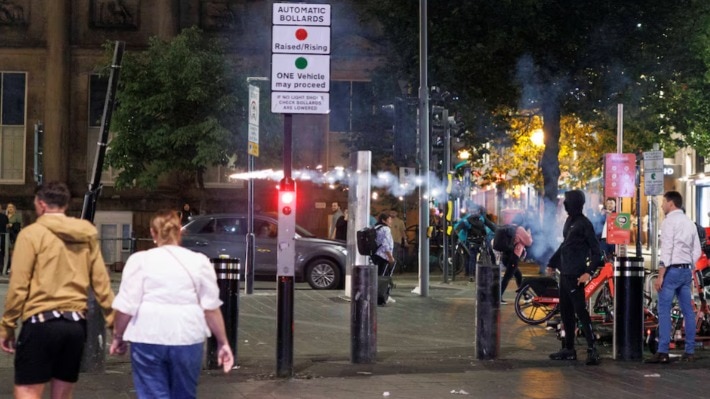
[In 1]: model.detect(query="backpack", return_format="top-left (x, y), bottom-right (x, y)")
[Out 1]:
top-left (356, 224), bottom-right (383, 256)
top-left (492, 224), bottom-right (517, 253)
top-left (466, 215), bottom-right (486, 238)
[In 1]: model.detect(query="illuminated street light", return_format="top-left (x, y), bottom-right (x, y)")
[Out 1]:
top-left (458, 149), bottom-right (471, 160)
top-left (531, 128), bottom-right (544, 147)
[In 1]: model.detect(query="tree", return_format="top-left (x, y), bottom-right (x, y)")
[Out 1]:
top-left (104, 27), bottom-right (282, 204)
top-left (471, 114), bottom-right (613, 192)
top-left (354, 0), bottom-right (710, 224)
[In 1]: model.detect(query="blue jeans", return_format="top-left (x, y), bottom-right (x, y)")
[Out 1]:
top-left (131, 342), bottom-right (204, 399)
top-left (657, 268), bottom-right (696, 354)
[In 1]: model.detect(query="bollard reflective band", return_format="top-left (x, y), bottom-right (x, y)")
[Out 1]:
top-left (216, 271), bottom-right (239, 279)
top-left (211, 258), bottom-right (241, 280)
top-left (613, 266), bottom-right (645, 277)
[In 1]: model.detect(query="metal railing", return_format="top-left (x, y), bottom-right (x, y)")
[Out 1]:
top-left (1, 236), bottom-right (160, 275)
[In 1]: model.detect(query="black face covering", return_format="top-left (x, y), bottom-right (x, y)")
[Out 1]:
top-left (564, 190), bottom-right (585, 216)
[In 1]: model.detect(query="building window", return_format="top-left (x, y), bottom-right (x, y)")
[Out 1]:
top-left (87, 74), bottom-right (117, 183)
top-left (0, 72), bottom-right (26, 183)
top-left (329, 81), bottom-right (373, 132)
top-left (121, 223), bottom-right (132, 252)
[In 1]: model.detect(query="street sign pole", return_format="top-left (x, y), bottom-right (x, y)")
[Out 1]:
top-left (246, 82), bottom-right (261, 295)
top-left (272, 2), bottom-right (331, 378)
top-left (643, 145), bottom-right (663, 270)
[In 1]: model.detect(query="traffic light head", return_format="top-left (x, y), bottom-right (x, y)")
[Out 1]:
top-left (279, 177), bottom-right (296, 215)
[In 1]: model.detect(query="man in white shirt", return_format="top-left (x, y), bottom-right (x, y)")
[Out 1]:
top-left (647, 191), bottom-right (702, 363)
top-left (599, 198), bottom-right (616, 256)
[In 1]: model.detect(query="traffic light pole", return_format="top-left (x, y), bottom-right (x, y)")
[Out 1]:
top-left (418, 0), bottom-right (430, 297)
top-left (276, 114), bottom-right (295, 378)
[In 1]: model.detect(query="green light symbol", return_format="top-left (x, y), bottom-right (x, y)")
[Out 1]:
top-left (295, 57), bottom-right (308, 69)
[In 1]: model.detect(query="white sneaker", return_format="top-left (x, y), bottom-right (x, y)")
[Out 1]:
top-left (387, 296), bottom-right (396, 304)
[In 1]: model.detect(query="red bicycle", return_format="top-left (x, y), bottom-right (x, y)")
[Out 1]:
top-left (514, 260), bottom-right (615, 325)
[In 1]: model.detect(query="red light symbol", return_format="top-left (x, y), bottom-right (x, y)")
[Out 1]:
top-left (281, 192), bottom-right (295, 205)
top-left (295, 28), bottom-right (308, 41)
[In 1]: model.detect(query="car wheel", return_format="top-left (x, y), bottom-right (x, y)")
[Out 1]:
top-left (306, 259), bottom-right (342, 290)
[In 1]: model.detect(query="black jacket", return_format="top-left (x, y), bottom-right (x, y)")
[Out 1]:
top-left (548, 190), bottom-right (602, 276)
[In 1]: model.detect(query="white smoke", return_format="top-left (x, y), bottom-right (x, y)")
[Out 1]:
top-left (230, 168), bottom-right (452, 203)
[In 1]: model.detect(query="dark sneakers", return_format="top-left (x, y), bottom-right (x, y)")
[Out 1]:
top-left (549, 348), bottom-right (577, 360)
top-left (645, 352), bottom-right (670, 364)
top-left (586, 347), bottom-right (600, 366)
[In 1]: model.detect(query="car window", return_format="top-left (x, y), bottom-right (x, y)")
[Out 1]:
top-left (216, 218), bottom-right (245, 234)
top-left (256, 221), bottom-right (277, 238)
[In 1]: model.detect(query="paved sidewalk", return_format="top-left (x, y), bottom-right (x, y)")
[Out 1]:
top-left (0, 269), bottom-right (707, 398)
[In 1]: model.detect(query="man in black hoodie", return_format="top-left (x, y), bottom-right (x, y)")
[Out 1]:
top-left (546, 190), bottom-right (602, 365)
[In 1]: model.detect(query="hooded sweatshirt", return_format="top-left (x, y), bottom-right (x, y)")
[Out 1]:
top-left (548, 190), bottom-right (603, 276)
top-left (0, 214), bottom-right (115, 338)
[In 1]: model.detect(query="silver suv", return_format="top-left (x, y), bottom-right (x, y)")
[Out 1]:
top-left (181, 213), bottom-right (346, 290)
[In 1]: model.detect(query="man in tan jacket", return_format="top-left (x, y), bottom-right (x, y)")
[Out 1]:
top-left (0, 181), bottom-right (115, 399)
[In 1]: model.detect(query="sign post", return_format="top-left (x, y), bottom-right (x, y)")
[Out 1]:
top-left (245, 84), bottom-right (260, 295)
top-left (643, 150), bottom-right (664, 196)
top-left (272, 2), bottom-right (331, 378)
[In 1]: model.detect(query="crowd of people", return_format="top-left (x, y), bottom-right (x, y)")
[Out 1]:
top-left (0, 185), bottom-right (705, 398)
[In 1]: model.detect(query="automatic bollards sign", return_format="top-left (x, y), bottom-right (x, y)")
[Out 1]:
top-left (271, 3), bottom-right (331, 114)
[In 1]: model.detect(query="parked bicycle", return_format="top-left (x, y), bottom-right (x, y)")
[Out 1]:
top-left (514, 258), bottom-right (615, 325)
top-left (439, 235), bottom-right (494, 277)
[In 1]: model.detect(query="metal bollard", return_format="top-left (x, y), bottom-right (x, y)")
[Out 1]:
top-left (613, 256), bottom-right (644, 361)
top-left (207, 257), bottom-right (240, 369)
top-left (351, 264), bottom-right (377, 363)
top-left (475, 258), bottom-right (500, 359)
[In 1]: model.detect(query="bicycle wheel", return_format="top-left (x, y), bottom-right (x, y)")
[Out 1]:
top-left (593, 283), bottom-right (613, 320)
top-left (646, 327), bottom-right (658, 354)
top-left (644, 272), bottom-right (659, 311)
top-left (448, 245), bottom-right (466, 275)
top-left (514, 284), bottom-right (559, 325)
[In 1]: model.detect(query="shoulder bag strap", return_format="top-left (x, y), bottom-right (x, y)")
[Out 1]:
top-left (163, 247), bottom-right (201, 305)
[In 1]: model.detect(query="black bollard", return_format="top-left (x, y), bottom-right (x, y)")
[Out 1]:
top-left (351, 264), bottom-right (377, 363)
top-left (476, 258), bottom-right (500, 359)
top-left (613, 256), bottom-right (644, 361)
top-left (207, 257), bottom-right (240, 369)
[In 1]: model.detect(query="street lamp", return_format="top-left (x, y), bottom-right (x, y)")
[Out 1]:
top-left (531, 128), bottom-right (544, 147)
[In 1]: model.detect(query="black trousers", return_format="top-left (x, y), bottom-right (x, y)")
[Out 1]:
top-left (500, 252), bottom-right (522, 296)
top-left (371, 254), bottom-right (389, 276)
top-left (559, 275), bottom-right (595, 350)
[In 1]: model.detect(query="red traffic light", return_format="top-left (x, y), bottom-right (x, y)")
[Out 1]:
top-left (281, 191), bottom-right (295, 205)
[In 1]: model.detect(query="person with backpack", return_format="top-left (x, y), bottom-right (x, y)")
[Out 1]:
top-left (498, 214), bottom-right (533, 304)
top-left (454, 205), bottom-right (497, 281)
top-left (371, 212), bottom-right (395, 276)
top-left (546, 190), bottom-right (603, 366)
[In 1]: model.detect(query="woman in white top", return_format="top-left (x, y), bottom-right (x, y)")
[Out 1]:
top-left (109, 210), bottom-right (233, 398)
